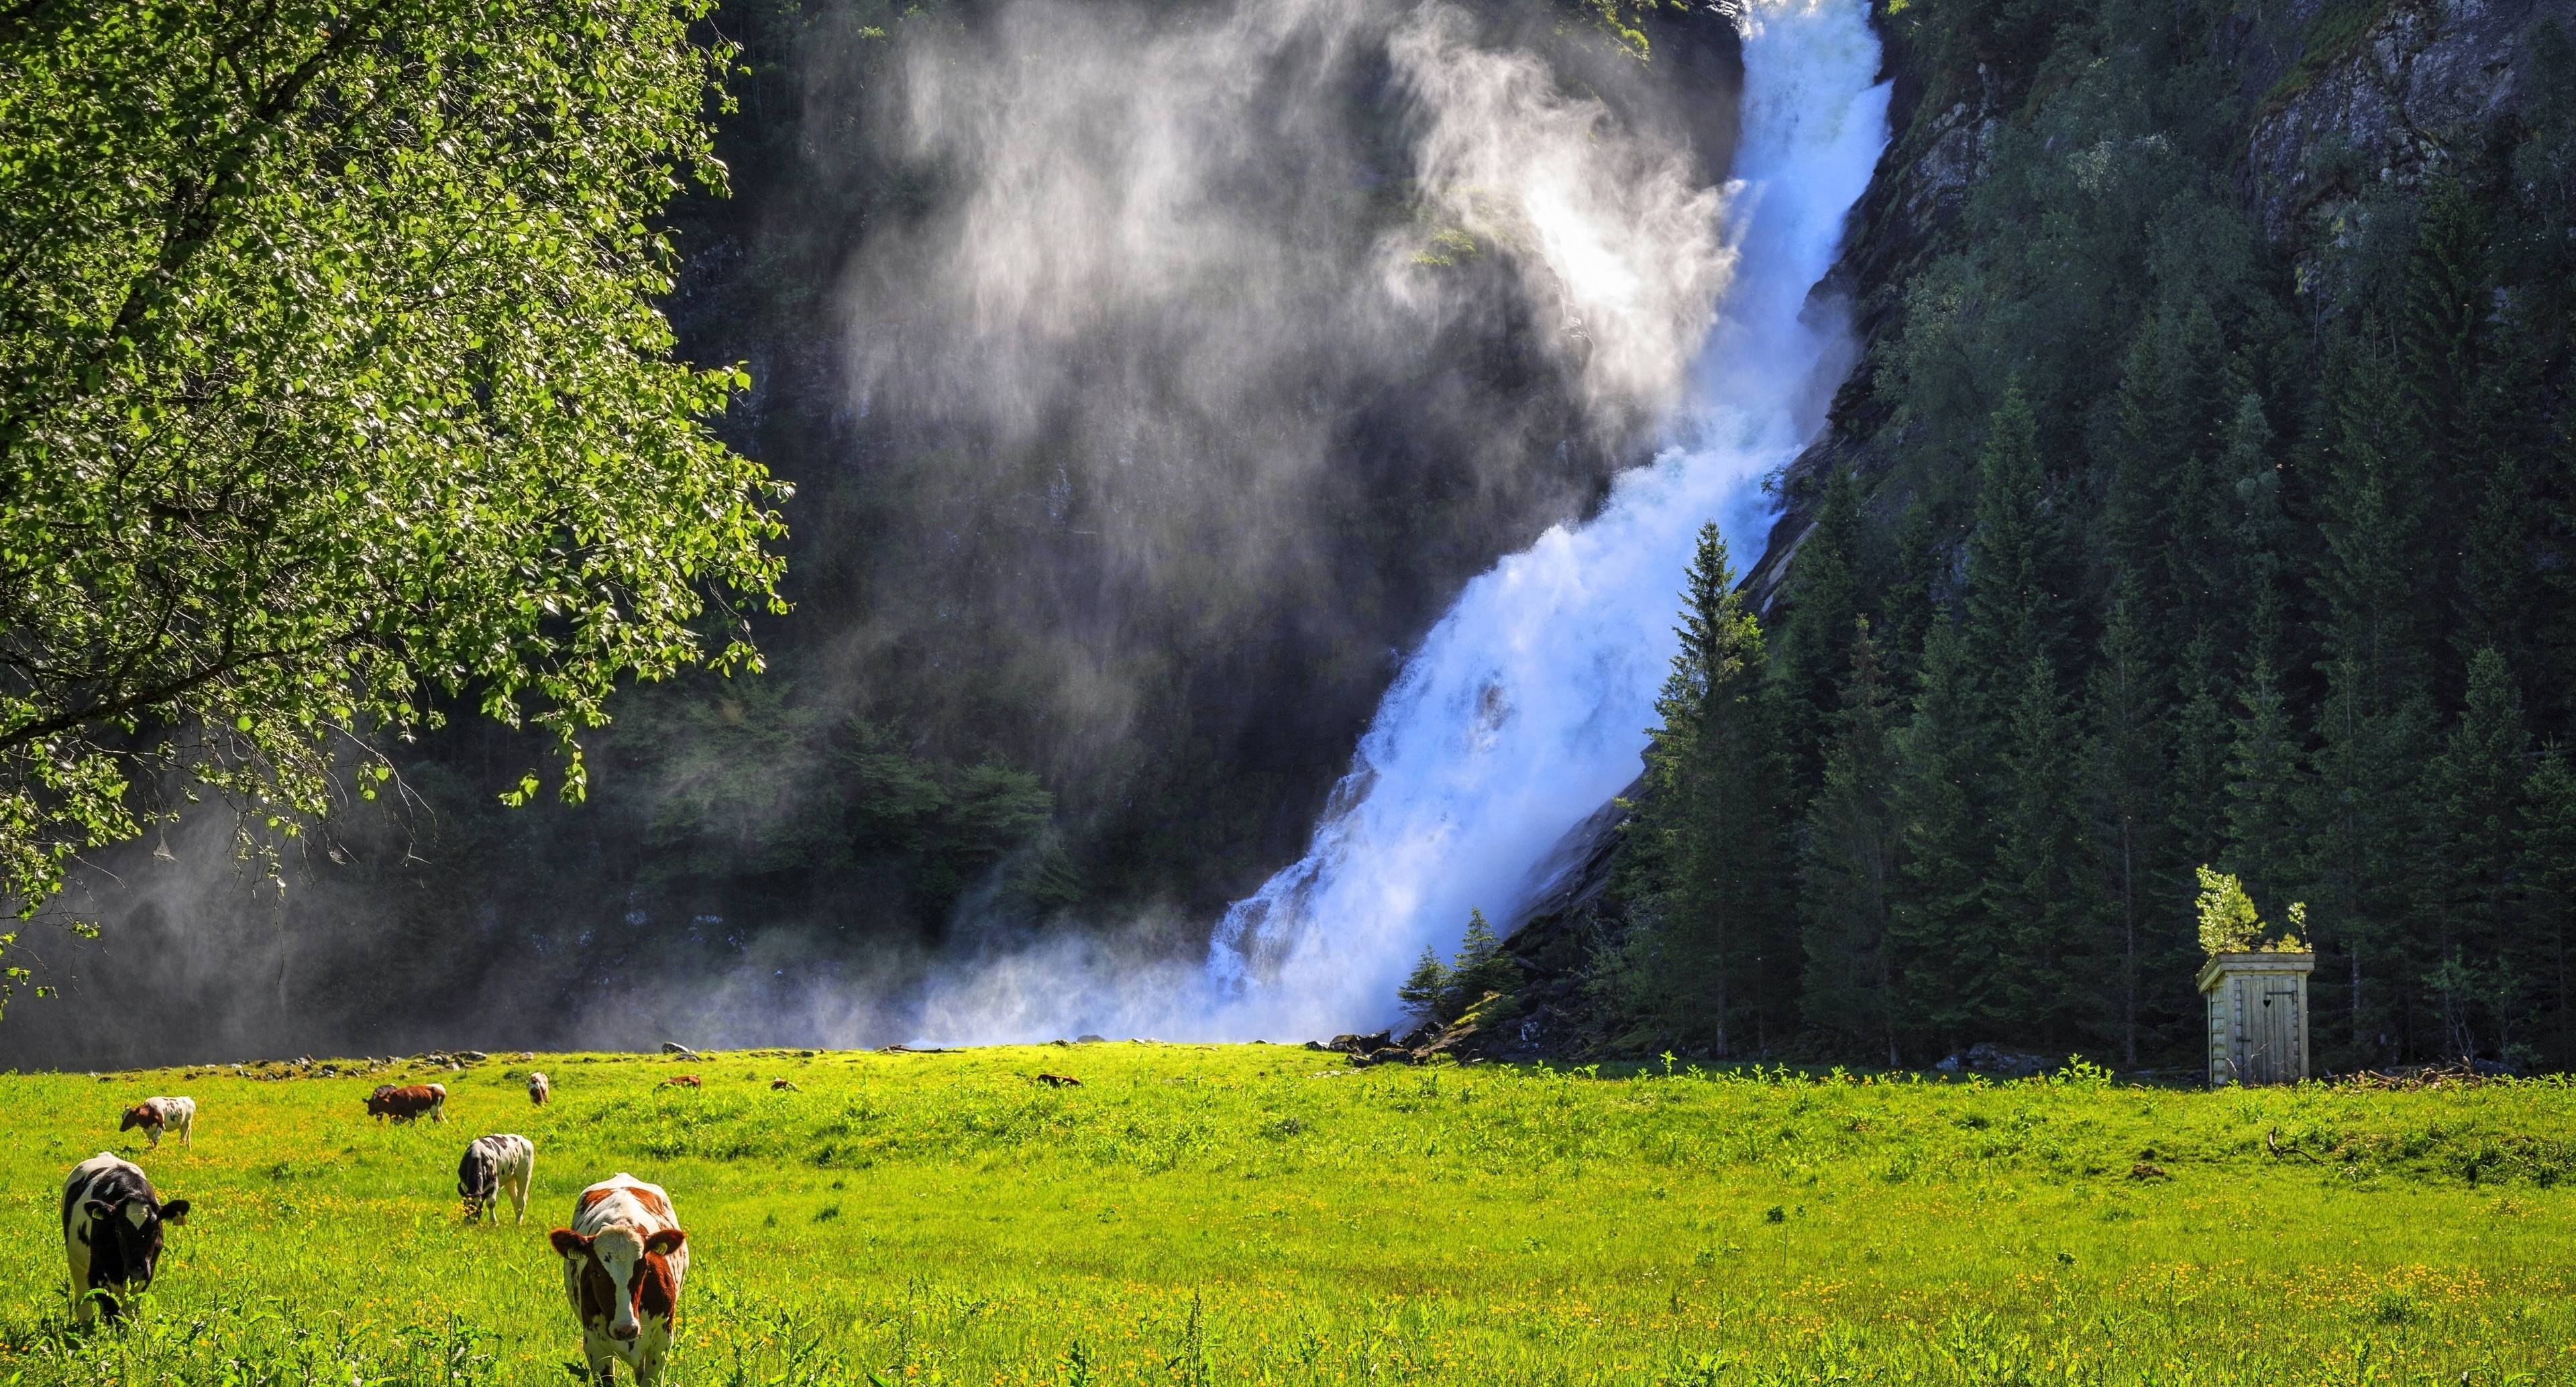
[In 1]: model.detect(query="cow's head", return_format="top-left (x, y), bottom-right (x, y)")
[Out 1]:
top-left (82, 1191), bottom-right (189, 1291)
top-left (117, 1105), bottom-right (151, 1132)
top-left (456, 1150), bottom-right (496, 1214)
top-left (551, 1226), bottom-right (686, 1341)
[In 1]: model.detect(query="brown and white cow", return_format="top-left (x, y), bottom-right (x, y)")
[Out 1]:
top-left (549, 1174), bottom-right (689, 1385)
top-left (527, 1071), bottom-right (551, 1105)
top-left (62, 1152), bottom-right (189, 1323)
top-left (366, 1083), bottom-right (446, 1123)
top-left (118, 1095), bottom-right (195, 1149)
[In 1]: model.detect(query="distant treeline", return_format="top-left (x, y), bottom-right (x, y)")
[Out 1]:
top-left (1582, 0), bottom-right (2576, 1072)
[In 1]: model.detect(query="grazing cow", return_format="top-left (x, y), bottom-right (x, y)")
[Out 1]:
top-left (366, 1083), bottom-right (447, 1123)
top-left (118, 1096), bottom-right (195, 1150)
top-left (550, 1174), bottom-right (690, 1386)
top-left (528, 1071), bottom-right (551, 1105)
top-left (659, 1074), bottom-right (699, 1089)
top-left (457, 1134), bottom-right (537, 1223)
top-left (61, 1153), bottom-right (189, 1324)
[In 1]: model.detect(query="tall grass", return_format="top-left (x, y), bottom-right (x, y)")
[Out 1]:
top-left (0, 1047), bottom-right (2568, 1384)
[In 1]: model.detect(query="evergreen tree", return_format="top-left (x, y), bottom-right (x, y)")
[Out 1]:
top-left (1990, 653), bottom-right (2096, 1047)
top-left (1886, 614), bottom-right (1994, 1055)
top-left (2224, 389), bottom-right (2290, 619)
top-left (2299, 656), bottom-right (2427, 1062)
top-left (1881, 502), bottom-right (1944, 688)
top-left (1774, 468), bottom-right (1867, 797)
top-left (2312, 326), bottom-right (2434, 704)
top-left (2084, 586), bottom-right (2167, 1064)
top-left (2398, 176), bottom-right (2491, 471)
top-left (2519, 748), bottom-right (2576, 1067)
top-left (1800, 616), bottom-right (1901, 1064)
top-left (1448, 908), bottom-right (1517, 1013)
top-left (2157, 301), bottom-right (2237, 643)
top-left (2222, 653), bottom-right (2302, 914)
top-left (2414, 649), bottom-right (2530, 1056)
top-left (2165, 632), bottom-right (2233, 899)
top-left (1399, 946), bottom-right (1453, 1027)
top-left (1964, 384), bottom-right (2073, 693)
top-left (1617, 524), bottom-right (1790, 1056)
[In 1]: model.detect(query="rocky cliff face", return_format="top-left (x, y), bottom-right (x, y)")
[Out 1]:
top-left (2247, 0), bottom-right (2571, 249)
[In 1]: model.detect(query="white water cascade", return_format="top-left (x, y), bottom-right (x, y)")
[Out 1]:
top-left (1197, 0), bottom-right (1892, 1039)
top-left (905, 0), bottom-right (1888, 1046)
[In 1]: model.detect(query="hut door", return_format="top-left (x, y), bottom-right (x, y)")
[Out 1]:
top-left (2253, 982), bottom-right (2300, 1083)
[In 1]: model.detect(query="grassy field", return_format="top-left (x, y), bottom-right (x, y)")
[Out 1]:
top-left (0, 1046), bottom-right (2570, 1385)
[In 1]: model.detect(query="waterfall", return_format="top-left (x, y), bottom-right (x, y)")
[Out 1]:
top-left (1199, 0), bottom-right (1891, 1039)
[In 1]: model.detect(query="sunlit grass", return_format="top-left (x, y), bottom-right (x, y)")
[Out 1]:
top-left (0, 1047), bottom-right (2570, 1384)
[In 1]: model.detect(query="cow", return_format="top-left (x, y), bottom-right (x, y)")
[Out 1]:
top-left (527, 1071), bottom-right (551, 1105)
top-left (366, 1083), bottom-right (447, 1123)
top-left (659, 1074), bottom-right (699, 1089)
top-left (61, 1152), bottom-right (189, 1324)
top-left (457, 1133), bottom-right (536, 1223)
top-left (118, 1096), bottom-right (195, 1150)
top-left (550, 1174), bottom-right (690, 1385)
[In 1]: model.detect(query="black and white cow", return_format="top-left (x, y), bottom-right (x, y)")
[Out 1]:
top-left (118, 1096), bottom-right (195, 1150)
top-left (457, 1133), bottom-right (536, 1223)
top-left (61, 1152), bottom-right (189, 1323)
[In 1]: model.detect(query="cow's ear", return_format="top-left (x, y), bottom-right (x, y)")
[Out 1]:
top-left (159, 1199), bottom-right (189, 1226)
top-left (549, 1229), bottom-right (592, 1258)
top-left (644, 1228), bottom-right (686, 1257)
top-left (81, 1199), bottom-right (114, 1227)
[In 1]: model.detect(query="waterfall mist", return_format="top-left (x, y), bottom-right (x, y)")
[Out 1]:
top-left (906, 0), bottom-right (1892, 1044)
top-left (0, 0), bottom-right (1880, 1067)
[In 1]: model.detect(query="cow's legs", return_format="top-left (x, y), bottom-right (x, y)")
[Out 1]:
top-left (582, 1330), bottom-right (618, 1386)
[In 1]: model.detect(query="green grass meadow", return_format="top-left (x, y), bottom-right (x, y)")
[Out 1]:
top-left (0, 1046), bottom-right (2571, 1384)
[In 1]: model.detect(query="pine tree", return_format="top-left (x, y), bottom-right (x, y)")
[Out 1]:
top-left (1448, 907), bottom-right (1517, 1013)
top-left (2398, 176), bottom-right (2491, 469)
top-left (2519, 748), bottom-right (2576, 1067)
top-left (1991, 653), bottom-right (2096, 1047)
top-left (1620, 523), bottom-right (1789, 1056)
top-left (2158, 301), bottom-right (2236, 643)
top-left (1399, 946), bottom-right (1453, 1026)
top-left (2085, 586), bottom-right (2167, 1064)
top-left (2166, 632), bottom-right (2233, 897)
top-left (2222, 653), bottom-right (2302, 915)
top-left (1886, 613), bottom-right (1994, 1055)
top-left (1799, 616), bottom-right (1901, 1064)
top-left (2414, 649), bottom-right (2530, 1058)
top-left (2105, 301), bottom-right (2231, 649)
top-left (1964, 384), bottom-right (2072, 693)
top-left (1882, 502), bottom-right (1943, 689)
top-left (2313, 326), bottom-right (2434, 704)
top-left (1774, 468), bottom-right (1866, 797)
top-left (2299, 656), bottom-right (2428, 1062)
top-left (2224, 389), bottom-right (2290, 618)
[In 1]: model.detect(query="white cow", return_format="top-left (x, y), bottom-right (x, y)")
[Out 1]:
top-left (527, 1071), bottom-right (552, 1105)
top-left (457, 1133), bottom-right (536, 1223)
top-left (549, 1174), bottom-right (690, 1385)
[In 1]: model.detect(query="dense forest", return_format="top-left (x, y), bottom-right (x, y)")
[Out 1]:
top-left (1536, 0), bottom-right (2576, 1074)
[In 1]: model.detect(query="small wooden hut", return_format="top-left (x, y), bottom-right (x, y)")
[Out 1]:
top-left (2198, 951), bottom-right (2314, 1086)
